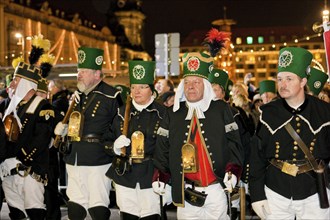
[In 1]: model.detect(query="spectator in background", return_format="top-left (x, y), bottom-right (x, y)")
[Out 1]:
top-left (250, 93), bottom-right (263, 126)
top-left (161, 91), bottom-right (175, 107)
top-left (259, 80), bottom-right (277, 104)
top-left (155, 78), bottom-right (174, 100)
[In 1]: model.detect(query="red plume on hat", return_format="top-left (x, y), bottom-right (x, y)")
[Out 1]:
top-left (203, 28), bottom-right (230, 57)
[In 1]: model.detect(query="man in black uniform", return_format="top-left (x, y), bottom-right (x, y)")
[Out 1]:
top-left (153, 52), bottom-right (243, 219)
top-left (54, 47), bottom-right (121, 220)
top-left (1, 60), bottom-right (54, 220)
top-left (250, 47), bottom-right (330, 219)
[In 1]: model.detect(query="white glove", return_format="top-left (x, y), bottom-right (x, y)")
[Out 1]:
top-left (252, 200), bottom-right (271, 220)
top-left (223, 172), bottom-right (237, 192)
top-left (54, 122), bottom-right (68, 137)
top-left (74, 90), bottom-right (81, 104)
top-left (113, 135), bottom-right (131, 155)
top-left (152, 181), bottom-right (166, 195)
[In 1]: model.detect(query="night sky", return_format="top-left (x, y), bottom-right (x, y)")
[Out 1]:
top-left (34, 0), bottom-right (324, 55)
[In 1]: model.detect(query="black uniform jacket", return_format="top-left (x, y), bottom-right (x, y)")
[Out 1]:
top-left (7, 95), bottom-right (55, 176)
top-left (154, 100), bottom-right (243, 207)
top-left (106, 100), bottom-right (166, 189)
top-left (64, 81), bottom-right (121, 166)
top-left (249, 94), bottom-right (330, 203)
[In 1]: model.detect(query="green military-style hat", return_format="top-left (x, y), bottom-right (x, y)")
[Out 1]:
top-left (77, 47), bottom-right (104, 70)
top-left (259, 80), bottom-right (276, 95)
top-left (14, 62), bottom-right (41, 84)
top-left (182, 52), bottom-right (213, 79)
top-left (307, 67), bottom-right (329, 96)
top-left (115, 84), bottom-right (130, 103)
top-left (278, 47), bottom-right (313, 79)
top-left (37, 78), bottom-right (49, 94)
top-left (208, 68), bottom-right (229, 89)
top-left (128, 60), bottom-right (155, 85)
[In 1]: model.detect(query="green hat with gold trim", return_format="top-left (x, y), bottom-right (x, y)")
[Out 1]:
top-left (259, 80), bottom-right (276, 95)
top-left (307, 67), bottom-right (328, 95)
top-left (182, 52), bottom-right (213, 79)
top-left (128, 60), bottom-right (155, 85)
top-left (208, 68), bottom-right (228, 89)
top-left (14, 62), bottom-right (41, 84)
top-left (37, 78), bottom-right (49, 94)
top-left (77, 47), bottom-right (104, 70)
top-left (278, 47), bottom-right (313, 79)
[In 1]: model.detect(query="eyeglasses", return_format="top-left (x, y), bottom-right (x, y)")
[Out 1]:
top-left (130, 85), bottom-right (150, 90)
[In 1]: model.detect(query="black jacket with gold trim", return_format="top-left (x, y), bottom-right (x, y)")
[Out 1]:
top-left (106, 100), bottom-right (166, 189)
top-left (154, 100), bottom-right (243, 207)
top-left (10, 95), bottom-right (55, 176)
top-left (64, 81), bottom-right (121, 166)
top-left (249, 94), bottom-right (330, 203)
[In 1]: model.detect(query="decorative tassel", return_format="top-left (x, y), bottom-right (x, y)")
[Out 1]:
top-left (203, 28), bottom-right (231, 57)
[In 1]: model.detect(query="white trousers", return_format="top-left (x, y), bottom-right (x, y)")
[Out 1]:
top-left (66, 163), bottom-right (112, 210)
top-left (115, 183), bottom-right (161, 217)
top-left (177, 183), bottom-right (229, 220)
top-left (265, 186), bottom-right (330, 220)
top-left (2, 174), bottom-right (45, 214)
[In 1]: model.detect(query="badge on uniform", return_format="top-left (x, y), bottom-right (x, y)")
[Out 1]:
top-left (281, 162), bottom-right (299, 177)
top-left (68, 111), bottom-right (84, 141)
top-left (182, 143), bottom-right (198, 173)
top-left (130, 131), bottom-right (144, 160)
top-left (39, 110), bottom-right (55, 121)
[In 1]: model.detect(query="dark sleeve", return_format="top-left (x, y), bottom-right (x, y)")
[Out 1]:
top-left (0, 120), bottom-right (6, 163)
top-left (153, 108), bottom-right (171, 174)
top-left (249, 122), bottom-right (269, 202)
top-left (223, 104), bottom-right (244, 178)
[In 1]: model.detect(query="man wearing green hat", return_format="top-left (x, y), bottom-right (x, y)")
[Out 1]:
top-left (54, 47), bottom-right (122, 220)
top-left (250, 47), bottom-right (330, 219)
top-left (153, 52), bottom-right (243, 219)
top-left (259, 80), bottom-right (277, 104)
top-left (1, 61), bottom-right (55, 220)
top-left (307, 67), bottom-right (329, 96)
top-left (105, 60), bottom-right (167, 219)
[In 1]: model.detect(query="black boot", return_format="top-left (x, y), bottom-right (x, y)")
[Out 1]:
top-left (8, 205), bottom-right (27, 220)
top-left (140, 214), bottom-right (161, 220)
top-left (88, 206), bottom-right (111, 220)
top-left (67, 201), bottom-right (87, 220)
top-left (26, 208), bottom-right (46, 220)
top-left (120, 212), bottom-right (139, 220)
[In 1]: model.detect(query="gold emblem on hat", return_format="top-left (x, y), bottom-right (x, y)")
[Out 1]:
top-left (78, 50), bottom-right (86, 64)
top-left (187, 56), bottom-right (200, 72)
top-left (95, 55), bottom-right (103, 66)
top-left (279, 50), bottom-right (293, 68)
top-left (132, 65), bottom-right (146, 80)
